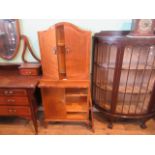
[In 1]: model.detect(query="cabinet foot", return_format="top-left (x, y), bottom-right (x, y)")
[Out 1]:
top-left (89, 121), bottom-right (95, 133)
top-left (107, 122), bottom-right (113, 129)
top-left (43, 121), bottom-right (48, 129)
top-left (140, 122), bottom-right (147, 129)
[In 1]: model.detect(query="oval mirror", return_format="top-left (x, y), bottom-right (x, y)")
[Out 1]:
top-left (0, 19), bottom-right (20, 60)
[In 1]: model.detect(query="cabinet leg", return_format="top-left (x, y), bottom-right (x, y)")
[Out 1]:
top-left (34, 122), bottom-right (38, 135)
top-left (89, 111), bottom-right (95, 133)
top-left (140, 121), bottom-right (147, 129)
top-left (40, 114), bottom-right (48, 128)
top-left (90, 121), bottom-right (95, 133)
top-left (32, 116), bottom-right (38, 135)
top-left (107, 122), bottom-right (113, 129)
top-left (25, 119), bottom-right (30, 125)
top-left (85, 120), bottom-right (94, 133)
top-left (43, 120), bottom-right (48, 129)
top-left (27, 89), bottom-right (38, 134)
top-left (88, 89), bottom-right (95, 133)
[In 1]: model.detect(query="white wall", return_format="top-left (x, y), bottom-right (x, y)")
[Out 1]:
top-left (0, 19), bottom-right (132, 63)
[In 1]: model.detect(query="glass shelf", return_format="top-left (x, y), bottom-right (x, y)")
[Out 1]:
top-left (95, 62), bottom-right (155, 70)
top-left (94, 82), bottom-right (153, 94)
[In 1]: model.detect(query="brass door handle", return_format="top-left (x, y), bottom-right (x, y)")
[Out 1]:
top-left (65, 47), bottom-right (70, 53)
top-left (52, 47), bottom-right (57, 54)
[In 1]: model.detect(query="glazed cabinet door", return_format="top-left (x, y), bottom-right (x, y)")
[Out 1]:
top-left (116, 45), bottom-right (155, 115)
top-left (38, 27), bottom-right (59, 80)
top-left (64, 24), bottom-right (91, 80)
top-left (93, 40), bottom-right (118, 111)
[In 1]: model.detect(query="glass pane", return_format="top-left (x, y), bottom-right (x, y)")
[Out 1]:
top-left (93, 43), bottom-right (117, 110)
top-left (116, 45), bottom-right (155, 114)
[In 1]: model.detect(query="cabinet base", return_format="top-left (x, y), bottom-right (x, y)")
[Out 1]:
top-left (94, 103), bottom-right (155, 129)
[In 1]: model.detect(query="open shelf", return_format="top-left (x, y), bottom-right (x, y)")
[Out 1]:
top-left (65, 88), bottom-right (88, 115)
top-left (66, 112), bottom-right (88, 120)
top-left (65, 88), bottom-right (87, 97)
top-left (66, 102), bottom-right (88, 112)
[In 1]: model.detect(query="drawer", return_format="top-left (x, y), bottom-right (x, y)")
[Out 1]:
top-left (0, 97), bottom-right (29, 106)
top-left (19, 68), bottom-right (39, 76)
top-left (18, 63), bottom-right (41, 76)
top-left (0, 106), bottom-right (31, 116)
top-left (0, 89), bottom-right (27, 96)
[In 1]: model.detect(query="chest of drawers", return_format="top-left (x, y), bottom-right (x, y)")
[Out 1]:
top-left (0, 64), bottom-right (40, 134)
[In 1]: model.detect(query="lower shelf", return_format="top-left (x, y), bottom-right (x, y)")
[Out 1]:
top-left (115, 103), bottom-right (148, 114)
top-left (66, 102), bottom-right (88, 112)
top-left (97, 100), bottom-right (149, 115)
top-left (45, 112), bottom-right (88, 122)
top-left (67, 112), bottom-right (88, 120)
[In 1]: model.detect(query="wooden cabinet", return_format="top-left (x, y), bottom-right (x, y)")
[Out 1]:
top-left (38, 22), bottom-right (94, 130)
top-left (0, 64), bottom-right (40, 134)
top-left (92, 31), bottom-right (155, 128)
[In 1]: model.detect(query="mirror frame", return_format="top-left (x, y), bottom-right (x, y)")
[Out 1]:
top-left (0, 19), bottom-right (20, 60)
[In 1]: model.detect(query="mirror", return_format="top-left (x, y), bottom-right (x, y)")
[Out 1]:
top-left (0, 19), bottom-right (20, 60)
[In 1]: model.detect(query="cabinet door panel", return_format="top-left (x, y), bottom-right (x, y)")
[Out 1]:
top-left (41, 88), bottom-right (66, 119)
top-left (38, 27), bottom-right (59, 79)
top-left (64, 24), bottom-right (91, 80)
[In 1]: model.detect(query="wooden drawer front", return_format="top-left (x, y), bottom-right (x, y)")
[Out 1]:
top-left (0, 97), bottom-right (29, 106)
top-left (0, 106), bottom-right (31, 116)
top-left (19, 68), bottom-right (38, 76)
top-left (0, 89), bottom-right (27, 96)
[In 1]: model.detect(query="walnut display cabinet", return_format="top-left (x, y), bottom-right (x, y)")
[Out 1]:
top-left (92, 31), bottom-right (155, 128)
top-left (38, 22), bottom-right (94, 130)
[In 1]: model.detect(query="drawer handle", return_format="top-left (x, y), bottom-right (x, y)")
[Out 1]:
top-left (4, 91), bottom-right (13, 95)
top-left (27, 71), bottom-right (32, 74)
top-left (4, 91), bottom-right (8, 95)
top-left (8, 109), bottom-right (16, 113)
top-left (7, 99), bottom-right (15, 102)
top-left (9, 91), bottom-right (13, 94)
